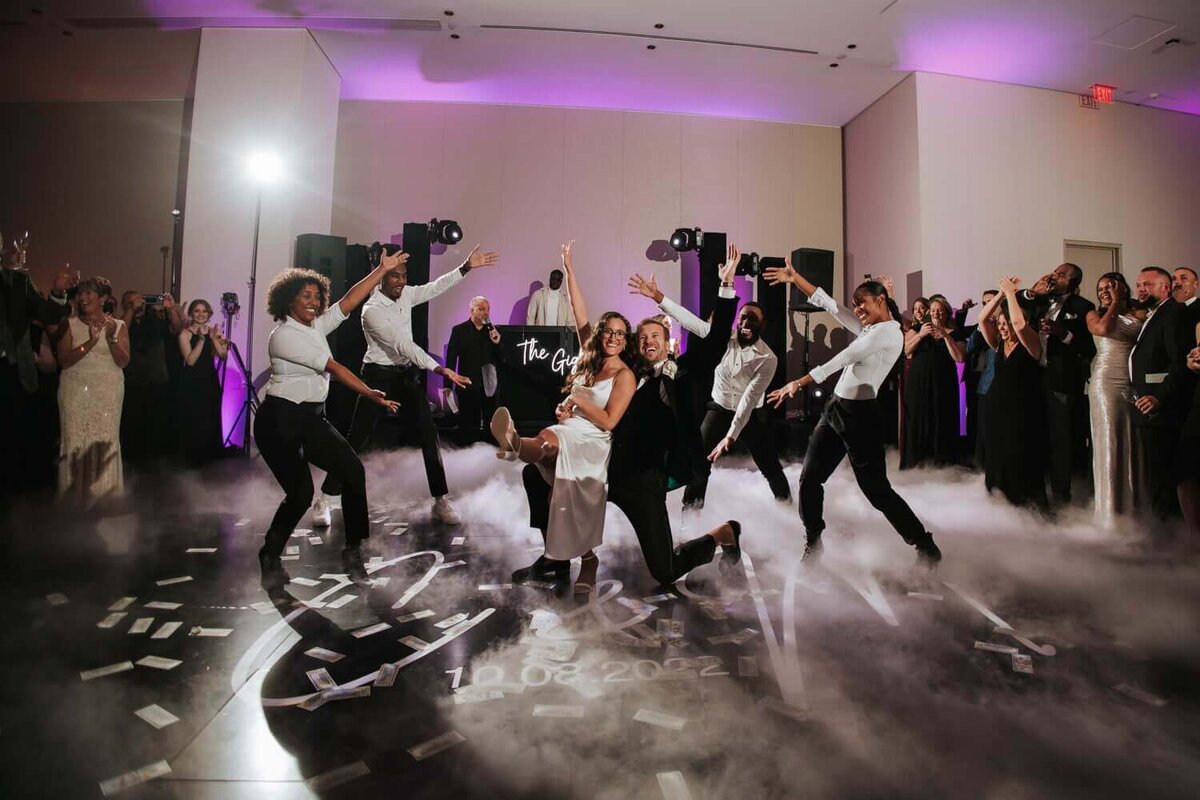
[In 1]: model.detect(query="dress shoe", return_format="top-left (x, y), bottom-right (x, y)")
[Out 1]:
top-left (512, 555), bottom-right (569, 585)
top-left (718, 520), bottom-right (743, 575)
top-left (342, 545), bottom-right (369, 585)
top-left (258, 548), bottom-right (290, 590)
top-left (490, 407), bottom-right (520, 460)
top-left (432, 495), bottom-right (463, 525)
top-left (914, 537), bottom-right (943, 569)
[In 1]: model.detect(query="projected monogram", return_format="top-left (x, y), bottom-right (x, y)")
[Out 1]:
top-left (516, 337), bottom-right (579, 376)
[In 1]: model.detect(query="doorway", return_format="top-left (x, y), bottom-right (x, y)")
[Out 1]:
top-left (1064, 240), bottom-right (1122, 303)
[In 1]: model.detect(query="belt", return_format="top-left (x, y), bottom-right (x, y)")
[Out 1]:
top-left (366, 362), bottom-right (418, 373)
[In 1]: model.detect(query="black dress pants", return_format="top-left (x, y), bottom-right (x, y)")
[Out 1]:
top-left (456, 388), bottom-right (497, 445)
top-left (799, 397), bottom-right (929, 546)
top-left (1133, 422), bottom-right (1181, 521)
top-left (1045, 389), bottom-right (1089, 504)
top-left (522, 463), bottom-right (717, 586)
top-left (255, 396), bottom-right (369, 557)
top-left (683, 402), bottom-right (791, 507)
top-left (322, 364), bottom-right (448, 498)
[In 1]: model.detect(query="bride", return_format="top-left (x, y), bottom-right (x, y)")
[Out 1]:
top-left (491, 241), bottom-right (636, 593)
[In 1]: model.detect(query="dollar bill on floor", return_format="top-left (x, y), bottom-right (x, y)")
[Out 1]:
top-left (305, 761), bottom-right (370, 793)
top-left (308, 536), bottom-right (323, 546)
top-left (738, 655), bottom-right (760, 677)
top-left (298, 693), bottom-right (329, 712)
top-left (294, 528), bottom-right (313, 534)
top-left (281, 555), bottom-right (299, 561)
top-left (698, 602), bottom-right (728, 621)
top-left (352, 622), bottom-right (392, 639)
top-left (319, 573), bottom-right (349, 581)
top-left (304, 647), bottom-right (345, 663)
top-left (400, 635), bottom-right (431, 651)
top-left (532, 704), bottom-right (585, 718)
top-left (368, 556), bottom-right (383, 565)
top-left (454, 688), bottom-right (505, 705)
top-left (109, 596), bottom-right (137, 611)
top-left (151, 621), bottom-right (182, 639)
top-left (46, 592), bottom-right (69, 606)
top-left (99, 760), bottom-right (171, 797)
top-left (234, 517), bottom-right (250, 527)
top-left (307, 668), bottom-right (337, 691)
top-left (907, 592), bottom-right (944, 601)
top-left (324, 685), bottom-right (371, 702)
top-left (97, 612), bottom-right (127, 629)
top-left (451, 536), bottom-right (466, 546)
top-left (434, 613), bottom-right (468, 629)
top-left (144, 601), bottom-right (181, 610)
top-left (477, 583), bottom-right (513, 590)
top-left (134, 704), bottom-right (180, 730)
top-left (1011, 654), bottom-right (1034, 674)
top-left (408, 730), bottom-right (466, 761)
top-left (185, 547), bottom-right (217, 554)
top-left (617, 597), bottom-right (658, 616)
top-left (375, 663), bottom-right (400, 688)
top-left (136, 656), bottom-right (182, 671)
top-left (290, 576), bottom-right (321, 587)
top-left (633, 709), bottom-right (686, 731)
top-left (974, 641), bottom-right (1019, 655)
top-left (371, 576), bottom-right (391, 588)
top-left (657, 620), bottom-right (684, 641)
top-left (524, 580), bottom-right (556, 590)
top-left (643, 593), bottom-right (676, 604)
top-left (1113, 683), bottom-right (1167, 707)
top-left (189, 627), bottom-right (232, 637)
top-left (250, 601), bottom-right (278, 615)
top-left (128, 617), bottom-right (154, 635)
top-left (326, 594), bottom-right (357, 609)
top-left (155, 576), bottom-right (192, 587)
top-left (657, 771), bottom-right (694, 800)
top-left (396, 610), bottom-right (435, 623)
top-left (80, 661), bottom-right (135, 681)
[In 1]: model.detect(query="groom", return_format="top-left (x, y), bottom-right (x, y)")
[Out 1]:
top-left (515, 315), bottom-right (742, 588)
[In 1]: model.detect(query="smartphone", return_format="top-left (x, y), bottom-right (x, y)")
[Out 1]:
top-left (142, 293), bottom-right (165, 305)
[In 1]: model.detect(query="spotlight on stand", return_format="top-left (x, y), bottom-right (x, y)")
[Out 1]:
top-left (246, 151), bottom-right (283, 184)
top-left (670, 227), bottom-right (703, 252)
top-left (428, 218), bottom-right (463, 245)
top-left (735, 251), bottom-right (761, 277)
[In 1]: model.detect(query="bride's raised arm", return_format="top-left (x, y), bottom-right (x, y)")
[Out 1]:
top-left (561, 240), bottom-right (592, 345)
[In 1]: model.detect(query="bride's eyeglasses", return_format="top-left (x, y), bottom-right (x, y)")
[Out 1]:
top-left (600, 328), bottom-right (629, 340)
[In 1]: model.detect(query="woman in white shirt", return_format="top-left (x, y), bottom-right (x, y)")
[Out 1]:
top-left (255, 251), bottom-right (404, 589)
top-left (763, 263), bottom-right (942, 568)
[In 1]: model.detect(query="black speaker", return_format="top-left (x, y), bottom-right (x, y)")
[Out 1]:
top-left (400, 223), bottom-right (433, 352)
top-left (790, 248), bottom-right (835, 310)
top-left (756, 261), bottom-right (789, 413)
top-left (295, 233), bottom-right (348, 295)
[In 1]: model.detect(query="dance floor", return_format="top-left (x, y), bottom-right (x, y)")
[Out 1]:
top-left (2, 446), bottom-right (1199, 799)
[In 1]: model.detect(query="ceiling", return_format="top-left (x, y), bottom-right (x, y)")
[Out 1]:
top-left (1, 1), bottom-right (1197, 124)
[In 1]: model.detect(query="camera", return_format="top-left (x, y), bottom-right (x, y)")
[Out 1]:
top-left (142, 293), bottom-right (165, 305)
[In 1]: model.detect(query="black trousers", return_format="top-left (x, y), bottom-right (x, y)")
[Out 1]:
top-left (799, 397), bottom-right (930, 546)
top-left (522, 463), bottom-right (716, 586)
top-left (1044, 389), bottom-right (1089, 504)
top-left (1133, 423), bottom-right (1181, 521)
top-left (121, 382), bottom-right (169, 466)
top-left (456, 388), bottom-right (497, 445)
top-left (683, 402), bottom-right (791, 507)
top-left (255, 396), bottom-right (369, 557)
top-left (322, 364), bottom-right (448, 498)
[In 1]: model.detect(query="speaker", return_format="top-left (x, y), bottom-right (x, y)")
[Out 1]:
top-left (789, 248), bottom-right (834, 310)
top-left (399, 223), bottom-right (432, 352)
top-left (756, 261), bottom-right (789, 413)
top-left (295, 233), bottom-right (348, 295)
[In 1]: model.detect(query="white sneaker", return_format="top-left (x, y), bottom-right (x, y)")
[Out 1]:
top-left (311, 494), bottom-right (332, 528)
top-left (432, 496), bottom-right (462, 525)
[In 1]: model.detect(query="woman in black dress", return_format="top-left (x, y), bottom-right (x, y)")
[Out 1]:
top-left (177, 299), bottom-right (229, 465)
top-left (901, 296), bottom-right (964, 468)
top-left (977, 276), bottom-right (1048, 511)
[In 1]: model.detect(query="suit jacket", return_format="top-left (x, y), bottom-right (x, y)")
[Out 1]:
top-left (444, 320), bottom-right (501, 393)
top-left (526, 287), bottom-right (575, 327)
top-left (1020, 291), bottom-right (1096, 394)
top-left (1130, 298), bottom-right (1194, 428)
top-left (672, 293), bottom-right (738, 469)
top-left (610, 364), bottom-right (690, 490)
top-left (1, 268), bottom-right (69, 392)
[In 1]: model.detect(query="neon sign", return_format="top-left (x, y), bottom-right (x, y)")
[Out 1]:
top-left (516, 337), bottom-right (579, 376)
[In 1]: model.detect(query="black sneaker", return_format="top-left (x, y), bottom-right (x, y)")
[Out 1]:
top-left (914, 538), bottom-right (943, 569)
top-left (512, 555), bottom-right (569, 585)
top-left (258, 548), bottom-right (290, 590)
top-left (342, 546), bottom-right (369, 585)
top-left (801, 536), bottom-right (824, 565)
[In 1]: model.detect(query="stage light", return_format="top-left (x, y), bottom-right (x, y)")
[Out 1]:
top-left (735, 251), bottom-right (761, 277)
top-left (246, 152), bottom-right (282, 184)
top-left (670, 227), bottom-right (704, 252)
top-left (428, 218), bottom-right (463, 245)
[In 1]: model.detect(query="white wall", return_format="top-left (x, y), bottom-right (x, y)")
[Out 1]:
top-left (845, 75), bottom-right (922, 307)
top-left (849, 71), bottom-right (1200, 312)
top-left (178, 28), bottom-right (340, 443)
top-left (331, 101), bottom-right (844, 366)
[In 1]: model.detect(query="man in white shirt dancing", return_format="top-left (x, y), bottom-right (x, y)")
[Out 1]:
top-left (316, 244), bottom-right (499, 527)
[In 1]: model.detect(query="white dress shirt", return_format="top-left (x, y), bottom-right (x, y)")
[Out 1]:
top-left (266, 304), bottom-right (348, 403)
top-left (361, 269), bottom-right (466, 369)
top-left (806, 287), bottom-right (902, 400)
top-left (658, 287), bottom-right (775, 440)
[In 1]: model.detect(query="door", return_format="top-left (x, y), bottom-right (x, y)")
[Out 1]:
top-left (1064, 241), bottom-right (1121, 303)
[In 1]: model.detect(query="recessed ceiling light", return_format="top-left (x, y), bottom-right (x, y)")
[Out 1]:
top-left (444, 10), bottom-right (454, 16)
top-left (647, 44), bottom-right (657, 50)
top-left (829, 62), bottom-right (838, 68)
top-left (654, 23), bottom-right (664, 29)
top-left (450, 33), bottom-right (459, 39)
top-left (847, 43), bottom-right (857, 49)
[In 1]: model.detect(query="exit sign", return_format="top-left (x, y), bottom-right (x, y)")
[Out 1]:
top-left (1092, 84), bottom-right (1116, 103)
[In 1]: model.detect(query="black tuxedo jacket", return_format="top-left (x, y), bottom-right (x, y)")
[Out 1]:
top-left (1130, 297), bottom-right (1194, 428)
top-left (444, 320), bottom-right (501, 391)
top-left (1020, 291), bottom-right (1096, 393)
top-left (610, 366), bottom-right (690, 490)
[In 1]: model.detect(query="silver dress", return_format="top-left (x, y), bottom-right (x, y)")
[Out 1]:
top-left (1088, 315), bottom-right (1143, 527)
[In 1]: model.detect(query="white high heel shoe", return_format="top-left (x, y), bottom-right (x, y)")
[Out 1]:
top-left (490, 407), bottom-right (520, 461)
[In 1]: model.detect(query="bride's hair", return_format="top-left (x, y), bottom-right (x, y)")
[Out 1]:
top-left (565, 311), bottom-right (635, 391)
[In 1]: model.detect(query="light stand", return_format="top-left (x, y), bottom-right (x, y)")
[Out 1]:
top-left (790, 302), bottom-right (821, 420)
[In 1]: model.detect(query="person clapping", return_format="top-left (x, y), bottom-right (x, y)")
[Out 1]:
top-left (177, 299), bottom-right (228, 465)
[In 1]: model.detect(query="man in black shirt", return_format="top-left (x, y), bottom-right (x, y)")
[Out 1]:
top-left (444, 296), bottom-right (502, 444)
top-left (119, 290), bottom-right (185, 466)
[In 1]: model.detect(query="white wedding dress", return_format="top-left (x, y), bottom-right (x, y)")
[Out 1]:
top-left (537, 376), bottom-right (616, 560)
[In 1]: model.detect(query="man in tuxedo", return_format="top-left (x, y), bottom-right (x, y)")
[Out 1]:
top-left (1129, 266), bottom-right (1194, 521)
top-left (1020, 263), bottom-right (1097, 505)
top-left (1173, 267), bottom-right (1197, 308)
top-left (515, 316), bottom-right (742, 588)
top-left (445, 296), bottom-right (502, 444)
top-left (526, 269), bottom-right (575, 327)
